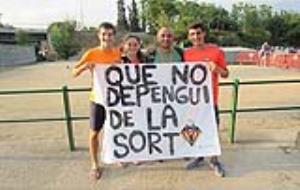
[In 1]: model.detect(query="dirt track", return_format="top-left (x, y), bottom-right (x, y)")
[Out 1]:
top-left (0, 62), bottom-right (299, 190)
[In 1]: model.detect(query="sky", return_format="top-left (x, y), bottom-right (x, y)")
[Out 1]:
top-left (0, 0), bottom-right (299, 29)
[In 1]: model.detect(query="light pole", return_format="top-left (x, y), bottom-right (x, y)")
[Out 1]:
top-left (80, 0), bottom-right (84, 26)
top-left (76, 0), bottom-right (84, 30)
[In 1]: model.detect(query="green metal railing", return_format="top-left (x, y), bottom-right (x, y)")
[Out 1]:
top-left (222, 79), bottom-right (300, 143)
top-left (0, 86), bottom-right (78, 151)
top-left (0, 79), bottom-right (299, 151)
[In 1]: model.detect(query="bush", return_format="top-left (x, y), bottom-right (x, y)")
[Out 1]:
top-left (15, 29), bottom-right (30, 45)
top-left (48, 21), bottom-right (81, 59)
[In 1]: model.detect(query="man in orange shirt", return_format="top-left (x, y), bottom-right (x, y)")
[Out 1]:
top-left (73, 22), bottom-right (121, 180)
top-left (184, 22), bottom-right (229, 177)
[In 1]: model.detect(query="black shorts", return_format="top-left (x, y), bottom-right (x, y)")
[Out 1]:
top-left (214, 105), bottom-right (220, 126)
top-left (90, 101), bottom-right (106, 131)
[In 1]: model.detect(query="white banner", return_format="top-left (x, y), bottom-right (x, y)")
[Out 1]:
top-left (93, 62), bottom-right (221, 164)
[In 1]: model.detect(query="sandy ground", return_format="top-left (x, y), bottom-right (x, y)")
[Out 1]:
top-left (0, 62), bottom-right (300, 190)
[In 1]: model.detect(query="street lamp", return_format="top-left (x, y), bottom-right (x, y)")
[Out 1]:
top-left (75, 0), bottom-right (84, 31)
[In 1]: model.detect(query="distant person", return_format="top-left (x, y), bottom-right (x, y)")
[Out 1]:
top-left (259, 42), bottom-right (272, 66)
top-left (34, 42), bottom-right (43, 61)
top-left (72, 22), bottom-right (121, 180)
top-left (288, 47), bottom-right (297, 54)
top-left (184, 22), bottom-right (229, 177)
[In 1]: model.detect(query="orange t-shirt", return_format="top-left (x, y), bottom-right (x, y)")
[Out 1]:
top-left (183, 45), bottom-right (227, 105)
top-left (77, 47), bottom-right (121, 66)
top-left (76, 47), bottom-right (121, 101)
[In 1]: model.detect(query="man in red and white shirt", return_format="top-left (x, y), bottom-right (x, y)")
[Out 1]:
top-left (184, 22), bottom-right (229, 177)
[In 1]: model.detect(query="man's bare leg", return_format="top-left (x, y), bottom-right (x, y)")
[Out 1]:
top-left (89, 129), bottom-right (102, 179)
top-left (90, 129), bottom-right (101, 168)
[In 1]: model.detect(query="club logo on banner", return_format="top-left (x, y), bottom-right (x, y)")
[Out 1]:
top-left (93, 62), bottom-right (221, 164)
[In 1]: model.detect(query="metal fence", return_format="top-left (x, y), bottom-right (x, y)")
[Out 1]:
top-left (1, 79), bottom-right (300, 151)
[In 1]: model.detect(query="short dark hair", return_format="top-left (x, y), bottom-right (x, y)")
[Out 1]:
top-left (123, 34), bottom-right (141, 44)
top-left (188, 22), bottom-right (206, 32)
top-left (98, 22), bottom-right (116, 34)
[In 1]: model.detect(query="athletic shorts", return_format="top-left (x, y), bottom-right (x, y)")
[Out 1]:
top-left (90, 101), bottom-right (106, 131)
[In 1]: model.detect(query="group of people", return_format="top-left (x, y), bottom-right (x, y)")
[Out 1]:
top-left (72, 21), bottom-right (229, 180)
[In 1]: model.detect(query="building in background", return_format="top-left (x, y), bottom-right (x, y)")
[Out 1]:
top-left (0, 28), bottom-right (48, 66)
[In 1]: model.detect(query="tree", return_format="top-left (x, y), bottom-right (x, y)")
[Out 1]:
top-left (140, 0), bottom-right (235, 37)
top-left (283, 12), bottom-right (300, 47)
top-left (265, 13), bottom-right (288, 46)
top-left (210, 7), bottom-right (237, 32)
top-left (173, 1), bottom-right (202, 38)
top-left (286, 24), bottom-right (300, 47)
top-left (128, 0), bottom-right (141, 32)
top-left (258, 4), bottom-right (272, 27)
top-left (117, 0), bottom-right (129, 32)
top-left (140, 0), bottom-right (147, 32)
top-left (15, 29), bottom-right (30, 45)
top-left (138, 0), bottom-right (300, 47)
top-left (48, 21), bottom-right (80, 59)
top-left (140, 0), bottom-right (179, 34)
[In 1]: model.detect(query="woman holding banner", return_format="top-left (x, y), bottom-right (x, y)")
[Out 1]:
top-left (121, 34), bottom-right (148, 64)
top-left (120, 34), bottom-right (147, 165)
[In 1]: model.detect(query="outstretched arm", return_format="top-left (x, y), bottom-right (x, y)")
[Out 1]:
top-left (72, 51), bottom-right (91, 77)
top-left (72, 63), bottom-right (90, 77)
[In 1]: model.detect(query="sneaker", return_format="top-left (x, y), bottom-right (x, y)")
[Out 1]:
top-left (208, 159), bottom-right (225, 177)
top-left (186, 157), bottom-right (204, 170)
